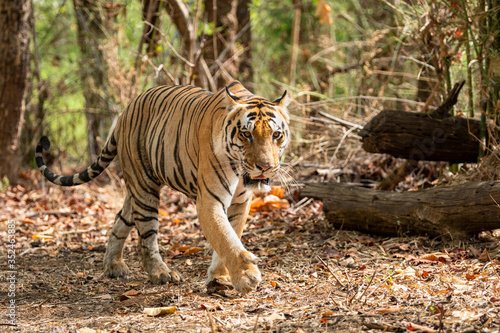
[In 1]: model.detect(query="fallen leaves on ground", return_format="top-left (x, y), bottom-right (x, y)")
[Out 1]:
top-left (1, 171), bottom-right (500, 332)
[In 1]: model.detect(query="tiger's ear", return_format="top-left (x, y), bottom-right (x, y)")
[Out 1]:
top-left (225, 86), bottom-right (241, 106)
top-left (273, 90), bottom-right (289, 108)
top-left (273, 90), bottom-right (290, 123)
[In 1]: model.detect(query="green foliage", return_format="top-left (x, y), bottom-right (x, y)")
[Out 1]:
top-left (0, 176), bottom-right (10, 192)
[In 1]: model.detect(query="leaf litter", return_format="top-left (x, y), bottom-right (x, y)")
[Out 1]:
top-left (1, 171), bottom-right (500, 332)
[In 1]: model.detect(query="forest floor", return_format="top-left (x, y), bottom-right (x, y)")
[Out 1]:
top-left (1, 170), bottom-right (500, 332)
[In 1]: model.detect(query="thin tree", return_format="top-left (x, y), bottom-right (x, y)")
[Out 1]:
top-left (204, 0), bottom-right (252, 89)
top-left (0, 0), bottom-right (32, 184)
top-left (73, 0), bottom-right (112, 159)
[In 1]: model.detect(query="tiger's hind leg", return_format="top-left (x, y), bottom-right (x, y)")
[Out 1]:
top-left (206, 188), bottom-right (252, 285)
top-left (103, 194), bottom-right (134, 278)
top-left (133, 191), bottom-right (182, 284)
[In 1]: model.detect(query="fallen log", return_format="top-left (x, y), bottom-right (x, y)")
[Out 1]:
top-left (300, 181), bottom-right (500, 238)
top-left (358, 110), bottom-right (483, 163)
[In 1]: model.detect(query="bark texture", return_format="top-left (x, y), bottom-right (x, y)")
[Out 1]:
top-left (0, 0), bottom-right (32, 183)
top-left (74, 0), bottom-right (110, 158)
top-left (301, 181), bottom-right (500, 238)
top-left (359, 110), bottom-right (483, 163)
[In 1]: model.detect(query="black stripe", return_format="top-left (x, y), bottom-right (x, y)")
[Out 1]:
top-left (111, 231), bottom-right (128, 240)
top-left (228, 213), bottom-right (242, 222)
top-left (209, 159), bottom-right (232, 196)
top-left (60, 176), bottom-right (74, 186)
top-left (202, 178), bottom-right (226, 211)
top-left (139, 229), bottom-right (158, 239)
top-left (135, 215), bottom-right (157, 223)
top-left (117, 211), bottom-right (134, 227)
top-left (35, 156), bottom-right (44, 167)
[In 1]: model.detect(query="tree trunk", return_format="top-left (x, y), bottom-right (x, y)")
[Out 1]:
top-left (142, 0), bottom-right (163, 57)
top-left (0, 0), bottom-right (31, 184)
top-left (73, 0), bottom-right (110, 159)
top-left (301, 181), bottom-right (500, 238)
top-left (236, 0), bottom-right (252, 84)
top-left (203, 0), bottom-right (252, 89)
top-left (358, 110), bottom-right (483, 163)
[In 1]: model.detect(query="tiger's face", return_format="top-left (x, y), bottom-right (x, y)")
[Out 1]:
top-left (223, 88), bottom-right (290, 192)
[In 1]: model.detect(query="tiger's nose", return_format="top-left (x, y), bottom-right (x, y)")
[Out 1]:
top-left (256, 164), bottom-right (272, 171)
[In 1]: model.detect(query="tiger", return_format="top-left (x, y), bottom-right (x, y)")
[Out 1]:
top-left (36, 80), bottom-right (290, 294)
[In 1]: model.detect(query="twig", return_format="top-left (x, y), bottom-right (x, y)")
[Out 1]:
top-left (253, 312), bottom-right (261, 333)
top-left (300, 94), bottom-right (436, 109)
top-left (189, 36), bottom-right (207, 85)
top-left (438, 304), bottom-right (445, 333)
top-left (290, 197), bottom-right (313, 214)
top-left (207, 311), bottom-right (216, 333)
top-left (208, 22), bottom-right (251, 72)
top-left (316, 256), bottom-right (345, 288)
top-left (33, 298), bottom-right (52, 309)
top-left (143, 21), bottom-right (195, 68)
top-left (352, 269), bottom-right (376, 306)
top-left (317, 111), bottom-right (363, 130)
top-left (490, 194), bottom-right (500, 208)
top-left (330, 126), bottom-right (358, 163)
top-left (420, 79), bottom-right (442, 114)
top-left (363, 271), bottom-right (398, 304)
top-left (327, 291), bottom-right (340, 307)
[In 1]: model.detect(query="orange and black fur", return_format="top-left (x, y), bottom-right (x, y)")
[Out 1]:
top-left (36, 81), bottom-right (290, 294)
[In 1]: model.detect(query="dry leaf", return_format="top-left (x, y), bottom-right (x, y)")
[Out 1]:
top-left (119, 289), bottom-right (140, 301)
top-left (143, 306), bottom-right (176, 317)
top-left (419, 254), bottom-right (438, 261)
top-left (322, 310), bottom-right (335, 316)
top-left (183, 246), bottom-right (203, 255)
top-left (200, 303), bottom-right (224, 311)
top-left (468, 246), bottom-right (482, 258)
top-left (269, 186), bottom-right (285, 199)
top-left (404, 322), bottom-right (437, 333)
top-left (250, 194), bottom-right (290, 214)
top-left (478, 248), bottom-right (490, 262)
top-left (32, 234), bottom-right (53, 240)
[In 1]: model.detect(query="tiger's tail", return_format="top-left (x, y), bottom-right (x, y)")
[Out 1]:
top-left (35, 134), bottom-right (118, 186)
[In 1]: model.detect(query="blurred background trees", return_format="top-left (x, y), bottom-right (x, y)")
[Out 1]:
top-left (2, 0), bottom-right (499, 185)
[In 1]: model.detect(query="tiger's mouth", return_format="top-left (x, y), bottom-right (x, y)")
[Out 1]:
top-left (243, 174), bottom-right (270, 187)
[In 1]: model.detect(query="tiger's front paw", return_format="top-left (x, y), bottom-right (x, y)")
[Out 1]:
top-left (148, 262), bottom-right (183, 285)
top-left (228, 251), bottom-right (261, 294)
top-left (104, 259), bottom-right (130, 278)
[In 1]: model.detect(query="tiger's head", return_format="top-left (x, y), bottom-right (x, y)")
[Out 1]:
top-left (222, 81), bottom-right (290, 193)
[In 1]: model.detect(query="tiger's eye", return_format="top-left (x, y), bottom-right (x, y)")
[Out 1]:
top-left (242, 131), bottom-right (252, 138)
top-left (273, 131), bottom-right (282, 139)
